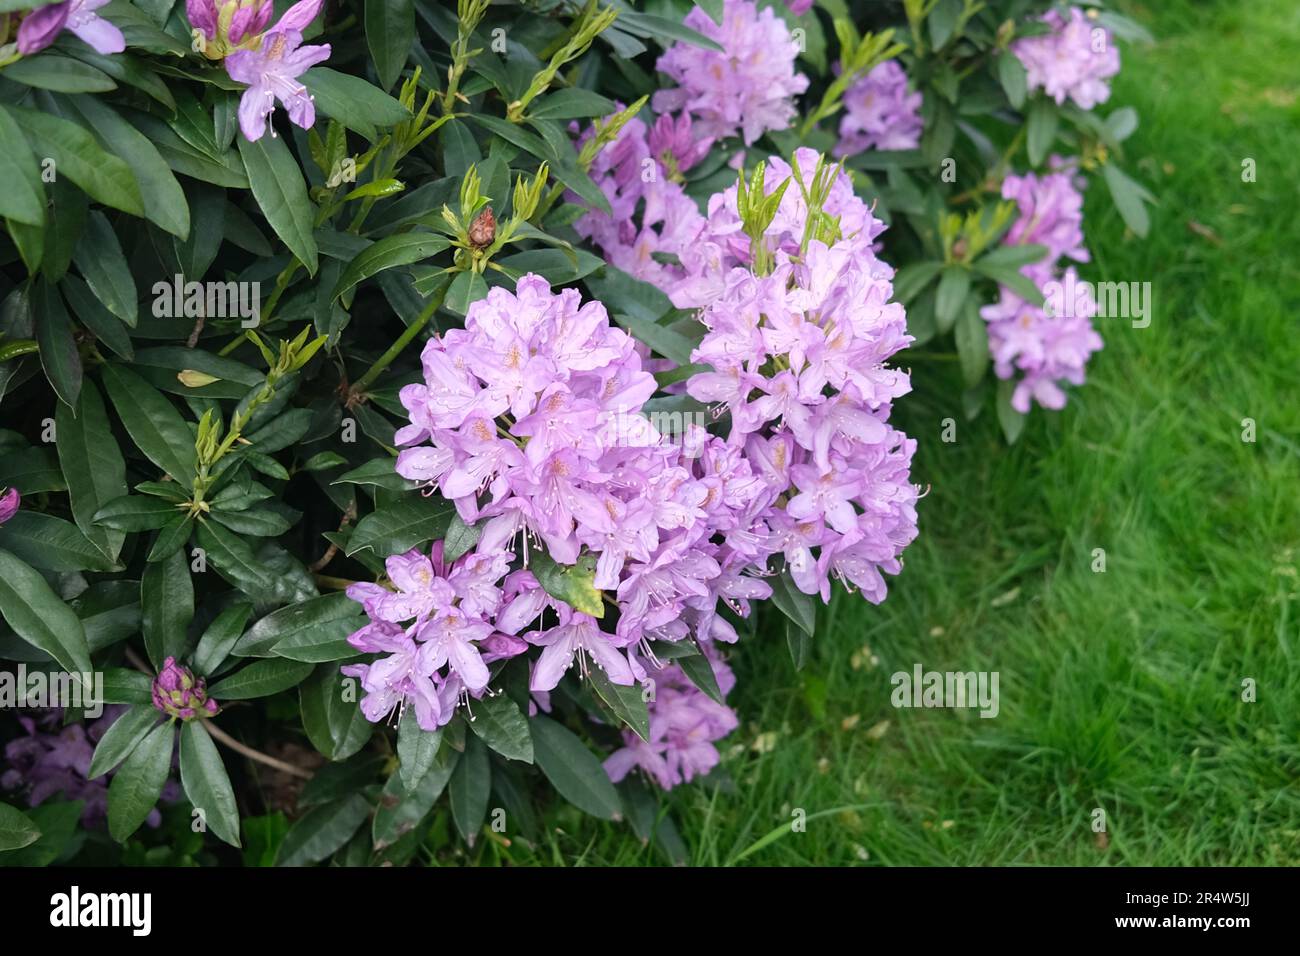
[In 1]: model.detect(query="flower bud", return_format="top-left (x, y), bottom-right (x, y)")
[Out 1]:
top-left (468, 207), bottom-right (496, 248)
top-left (178, 369), bottom-right (221, 388)
top-left (0, 487), bottom-right (19, 525)
top-left (152, 657), bottom-right (220, 721)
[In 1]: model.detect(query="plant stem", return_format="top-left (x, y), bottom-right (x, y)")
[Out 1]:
top-left (122, 645), bottom-right (312, 780)
top-left (312, 574), bottom-right (359, 590)
top-left (351, 285), bottom-right (447, 393)
top-left (203, 722), bottom-right (312, 780)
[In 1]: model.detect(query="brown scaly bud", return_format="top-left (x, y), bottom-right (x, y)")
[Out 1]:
top-left (469, 207), bottom-right (496, 248)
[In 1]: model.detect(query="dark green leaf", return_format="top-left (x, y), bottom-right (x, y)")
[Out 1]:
top-left (107, 721), bottom-right (174, 843)
top-left (345, 496), bottom-right (455, 557)
top-left (332, 232), bottom-right (450, 301)
top-left (276, 793), bottom-right (370, 866)
top-left (101, 363), bottom-right (197, 485)
top-left (334, 457), bottom-right (418, 493)
top-left (142, 547), bottom-right (194, 668)
top-left (57, 379), bottom-right (128, 562)
top-left (997, 51), bottom-right (1027, 109)
top-left (179, 720), bottom-right (241, 847)
top-left (88, 705), bottom-right (159, 779)
top-left (678, 647), bottom-right (726, 703)
top-left (0, 104), bottom-right (45, 227)
top-left (768, 570), bottom-right (816, 636)
top-left (442, 513), bottom-right (480, 563)
top-left (62, 95), bottom-right (190, 238)
top-left (1103, 163), bottom-right (1152, 238)
top-left (3, 53), bottom-right (116, 93)
top-left (193, 602), bottom-right (253, 676)
top-left (0, 446), bottom-right (65, 495)
top-left (954, 301), bottom-right (990, 388)
top-left (365, 0), bottom-right (415, 90)
top-left (1026, 99), bottom-right (1058, 167)
top-left (467, 692), bottom-right (534, 762)
top-left (528, 88), bottom-right (618, 121)
top-left (612, 312), bottom-right (697, 366)
top-left (587, 665), bottom-right (649, 741)
top-left (615, 11), bottom-right (722, 51)
top-left (443, 269), bottom-right (487, 316)
top-left (303, 68), bottom-right (411, 141)
top-left (0, 803), bottom-right (41, 852)
top-left (93, 495), bottom-right (180, 532)
top-left (9, 105), bottom-right (143, 217)
top-left (530, 716), bottom-right (621, 820)
top-left (397, 708), bottom-right (443, 791)
top-left (785, 617), bottom-right (810, 670)
top-left (0, 512), bottom-right (118, 572)
top-left (238, 133), bottom-right (318, 274)
top-left (33, 280), bottom-right (81, 408)
top-left (100, 667), bottom-right (154, 705)
top-left (935, 265), bottom-right (971, 334)
top-left (233, 591), bottom-right (363, 660)
top-left (372, 749), bottom-right (456, 850)
top-left (209, 658), bottom-right (315, 700)
top-left (210, 507), bottom-right (292, 537)
top-left (996, 377), bottom-right (1027, 444)
top-left (976, 243), bottom-right (1048, 270)
top-left (0, 548), bottom-right (93, 676)
top-left (62, 274), bottom-right (134, 360)
top-left (448, 734), bottom-right (490, 842)
top-left (300, 664), bottom-right (374, 761)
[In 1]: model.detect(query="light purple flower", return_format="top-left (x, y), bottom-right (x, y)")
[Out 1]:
top-left (225, 26), bottom-right (330, 141)
top-left (528, 608), bottom-right (635, 693)
top-left (835, 59), bottom-right (924, 155)
top-left (1000, 163), bottom-right (1089, 265)
top-left (647, 111), bottom-right (713, 176)
top-left (574, 112), bottom-right (708, 294)
top-left (981, 263), bottom-right (1102, 413)
top-left (604, 655), bottom-right (738, 790)
top-left (1012, 6), bottom-right (1120, 110)
top-left (16, 0), bottom-right (123, 56)
top-left (2, 707), bottom-right (178, 828)
top-left (980, 162), bottom-right (1101, 412)
top-left (653, 0), bottom-right (809, 145)
top-left (0, 487), bottom-right (19, 525)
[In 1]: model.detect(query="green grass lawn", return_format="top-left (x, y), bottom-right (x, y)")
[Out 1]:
top-left (470, 0), bottom-right (1300, 865)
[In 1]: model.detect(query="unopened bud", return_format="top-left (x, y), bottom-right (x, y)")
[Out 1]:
top-left (469, 207), bottom-right (496, 248)
top-left (178, 369), bottom-right (221, 388)
top-left (152, 657), bottom-right (220, 721)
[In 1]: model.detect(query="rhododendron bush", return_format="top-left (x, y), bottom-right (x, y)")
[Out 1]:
top-left (0, 0), bottom-right (1149, 865)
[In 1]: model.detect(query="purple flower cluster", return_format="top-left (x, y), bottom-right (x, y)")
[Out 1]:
top-left (1012, 6), bottom-right (1120, 110)
top-left (13, 0), bottom-right (123, 56)
top-left (2, 708), bottom-right (177, 828)
top-left (186, 0), bottom-right (330, 141)
top-left (999, 164), bottom-right (1090, 265)
top-left (341, 543), bottom-right (530, 730)
top-left (574, 113), bottom-right (709, 298)
top-left (604, 653), bottom-right (738, 790)
top-left (151, 657), bottom-right (220, 721)
top-left (653, 0), bottom-right (808, 145)
top-left (681, 150), bottom-right (919, 602)
top-left (343, 276), bottom-right (731, 725)
top-left (981, 164), bottom-right (1102, 412)
top-left (835, 59), bottom-right (924, 155)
